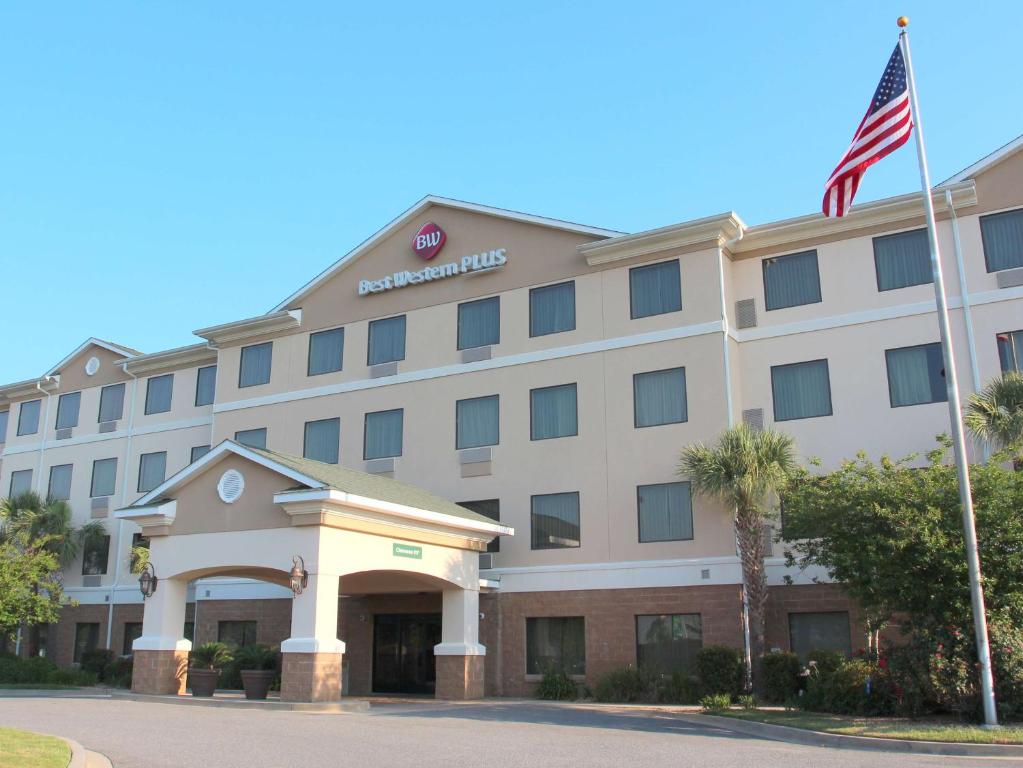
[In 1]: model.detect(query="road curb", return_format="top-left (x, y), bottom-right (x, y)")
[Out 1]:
top-left (63, 735), bottom-right (87, 768)
top-left (108, 689), bottom-right (369, 713)
top-left (689, 713), bottom-right (1023, 757)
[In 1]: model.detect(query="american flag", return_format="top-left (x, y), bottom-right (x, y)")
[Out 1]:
top-left (823, 43), bottom-right (913, 217)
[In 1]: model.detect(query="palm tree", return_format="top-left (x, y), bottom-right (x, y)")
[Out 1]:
top-left (679, 424), bottom-right (797, 688)
top-left (964, 372), bottom-right (1023, 465)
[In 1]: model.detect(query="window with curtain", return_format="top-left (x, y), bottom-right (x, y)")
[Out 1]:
top-left (771, 359), bottom-right (833, 421)
top-left (73, 623), bottom-right (99, 663)
top-left (530, 383), bottom-right (578, 440)
top-left (457, 297), bottom-right (500, 350)
top-left (980, 207), bottom-right (1023, 272)
top-left (308, 327), bottom-right (345, 376)
top-left (368, 315), bottom-right (406, 365)
top-left (530, 281), bottom-right (576, 337)
top-left (630, 260), bottom-right (682, 319)
top-left (81, 535), bottom-right (110, 575)
top-left (123, 622), bottom-right (143, 655)
top-left (531, 491), bottom-right (580, 549)
top-left (763, 250), bottom-right (822, 310)
top-left (190, 445), bottom-right (211, 463)
top-left (218, 620), bottom-right (258, 647)
top-left (526, 617), bottom-right (585, 675)
top-left (17, 399), bottom-right (41, 436)
top-left (460, 499), bottom-right (500, 553)
top-left (235, 428), bottom-right (268, 449)
top-left (56, 392), bottom-right (81, 429)
top-left (0, 410), bottom-right (7, 442)
top-left (873, 228), bottom-right (932, 291)
top-left (239, 342), bottom-right (273, 388)
top-left (637, 482), bottom-right (694, 542)
top-left (195, 365), bottom-right (217, 406)
top-left (788, 612), bottom-right (851, 662)
top-left (886, 343), bottom-right (947, 407)
top-left (90, 458), bottom-right (117, 498)
top-left (137, 451), bottom-right (167, 493)
top-left (9, 469), bottom-right (32, 497)
top-left (364, 409), bottom-right (403, 460)
top-left (633, 368), bottom-right (688, 427)
top-left (456, 395), bottom-right (499, 449)
top-left (636, 614), bottom-right (702, 673)
top-left (144, 374), bottom-right (174, 415)
top-left (98, 383), bottom-right (125, 423)
top-left (997, 330), bottom-right (1023, 374)
top-left (47, 464), bottom-right (73, 501)
top-left (304, 418), bottom-right (340, 464)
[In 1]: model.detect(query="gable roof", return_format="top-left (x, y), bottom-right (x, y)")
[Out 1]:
top-left (941, 133), bottom-right (1023, 185)
top-left (44, 337), bottom-right (141, 377)
top-left (270, 195), bottom-right (623, 313)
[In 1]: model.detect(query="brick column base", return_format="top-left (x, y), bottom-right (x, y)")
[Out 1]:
top-left (131, 649), bottom-right (188, 695)
top-left (435, 655), bottom-right (485, 700)
top-left (280, 652), bottom-right (342, 702)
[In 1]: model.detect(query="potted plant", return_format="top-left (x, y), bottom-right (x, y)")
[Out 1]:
top-left (235, 644), bottom-right (279, 700)
top-left (188, 642), bottom-right (232, 697)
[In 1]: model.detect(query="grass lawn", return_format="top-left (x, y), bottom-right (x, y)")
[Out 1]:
top-left (711, 709), bottom-right (1023, 745)
top-left (0, 727), bottom-right (70, 768)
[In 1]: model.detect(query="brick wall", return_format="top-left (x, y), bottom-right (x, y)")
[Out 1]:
top-left (192, 598), bottom-right (291, 647)
top-left (765, 583), bottom-right (869, 655)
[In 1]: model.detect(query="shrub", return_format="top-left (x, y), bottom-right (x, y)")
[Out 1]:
top-left (737, 693), bottom-right (757, 710)
top-left (189, 642), bottom-right (232, 671)
top-left (801, 657), bottom-right (893, 716)
top-left (699, 693), bottom-right (732, 711)
top-left (807, 650), bottom-right (846, 678)
top-left (233, 644), bottom-right (279, 671)
top-left (592, 666), bottom-right (653, 703)
top-left (655, 672), bottom-right (700, 705)
top-left (697, 645), bottom-right (743, 697)
top-left (79, 648), bottom-right (116, 680)
top-left (0, 655), bottom-right (95, 686)
top-left (105, 656), bottom-right (134, 688)
top-left (760, 652), bottom-right (801, 704)
top-left (535, 669), bottom-right (578, 701)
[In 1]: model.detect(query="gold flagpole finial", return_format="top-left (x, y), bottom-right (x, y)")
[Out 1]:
top-left (897, 16), bottom-right (909, 28)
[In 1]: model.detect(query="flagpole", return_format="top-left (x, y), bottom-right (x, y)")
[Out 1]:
top-left (897, 16), bottom-right (998, 727)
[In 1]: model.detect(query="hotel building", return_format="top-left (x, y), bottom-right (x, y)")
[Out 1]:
top-left (1, 136), bottom-right (1022, 700)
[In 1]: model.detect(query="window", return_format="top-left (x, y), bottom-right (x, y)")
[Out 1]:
top-left (98, 383), bottom-right (125, 423)
top-left (184, 622), bottom-right (195, 642)
top-left (530, 281), bottom-right (576, 337)
top-left (144, 374), bottom-right (173, 415)
top-left (530, 383), bottom-right (578, 440)
top-left (190, 445), bottom-right (211, 463)
top-left (763, 250), bottom-right (822, 310)
top-left (460, 499), bottom-right (500, 553)
top-left (526, 617), bottom-right (585, 675)
top-left (638, 482), bottom-right (694, 542)
top-left (998, 330), bottom-right (1023, 374)
top-left (456, 395), bottom-right (499, 449)
top-left (73, 623), bottom-right (99, 664)
top-left (457, 297), bottom-right (500, 350)
top-left (56, 392), bottom-right (81, 429)
top-left (90, 458), bottom-right (117, 498)
top-left (531, 491), bottom-right (580, 549)
top-left (82, 535), bottom-right (110, 575)
top-left (873, 228), bottom-right (932, 291)
top-left (17, 399), bottom-right (41, 436)
top-left (239, 342), bottom-right (273, 388)
top-left (633, 368), bottom-right (687, 428)
top-left (9, 469), bottom-right (33, 498)
top-left (636, 614), bottom-right (702, 673)
top-left (235, 428), bottom-right (267, 450)
top-left (630, 260), bottom-right (682, 319)
top-left (368, 315), bottom-right (406, 365)
top-left (122, 622), bottom-right (143, 656)
top-left (130, 532), bottom-right (150, 571)
top-left (789, 611), bottom-right (851, 662)
top-left (137, 452), bottom-right (167, 493)
top-left (218, 620), bottom-right (257, 647)
top-left (886, 343), bottom-right (947, 407)
top-left (304, 418), bottom-right (340, 464)
top-left (364, 409), bottom-right (403, 460)
top-left (0, 410), bottom-right (7, 442)
top-left (195, 365), bottom-right (217, 406)
top-left (980, 208), bottom-right (1023, 272)
top-left (308, 328), bottom-right (345, 376)
top-left (771, 359), bottom-right (833, 421)
top-left (47, 464), bottom-right (73, 502)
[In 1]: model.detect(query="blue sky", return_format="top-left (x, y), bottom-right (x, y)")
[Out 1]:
top-left (2, 2), bottom-right (1019, 382)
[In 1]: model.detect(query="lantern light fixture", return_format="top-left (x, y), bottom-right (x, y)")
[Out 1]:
top-left (289, 555), bottom-right (309, 596)
top-left (138, 562), bottom-right (158, 599)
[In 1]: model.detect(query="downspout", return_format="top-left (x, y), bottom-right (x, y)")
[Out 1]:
top-left (33, 379), bottom-right (55, 495)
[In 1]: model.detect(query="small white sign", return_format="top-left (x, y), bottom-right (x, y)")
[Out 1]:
top-left (359, 248), bottom-right (507, 296)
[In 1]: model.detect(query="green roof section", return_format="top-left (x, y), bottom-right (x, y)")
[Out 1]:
top-left (245, 444), bottom-right (501, 528)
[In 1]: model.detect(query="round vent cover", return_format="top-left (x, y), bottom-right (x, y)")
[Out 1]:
top-left (85, 356), bottom-right (101, 376)
top-left (217, 469), bottom-right (245, 504)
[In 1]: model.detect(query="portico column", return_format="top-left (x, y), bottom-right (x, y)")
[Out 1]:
top-left (131, 577), bottom-right (191, 695)
top-left (280, 572), bottom-right (344, 702)
top-left (434, 588), bottom-right (485, 700)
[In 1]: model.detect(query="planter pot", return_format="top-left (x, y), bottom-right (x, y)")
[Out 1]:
top-left (188, 668), bottom-right (219, 697)
top-left (240, 669), bottom-right (276, 700)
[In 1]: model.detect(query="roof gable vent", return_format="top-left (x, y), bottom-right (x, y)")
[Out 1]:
top-left (735, 298), bottom-right (758, 329)
top-left (217, 469), bottom-right (245, 504)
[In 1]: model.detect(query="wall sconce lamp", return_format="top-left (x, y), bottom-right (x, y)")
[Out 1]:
top-left (289, 555), bottom-right (309, 596)
top-left (138, 562), bottom-right (158, 599)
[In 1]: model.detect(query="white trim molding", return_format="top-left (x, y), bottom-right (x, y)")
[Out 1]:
top-left (941, 133), bottom-right (1023, 184)
top-left (194, 309), bottom-right (302, 346)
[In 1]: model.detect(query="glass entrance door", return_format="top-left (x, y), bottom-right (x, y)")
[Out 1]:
top-left (372, 613), bottom-right (442, 694)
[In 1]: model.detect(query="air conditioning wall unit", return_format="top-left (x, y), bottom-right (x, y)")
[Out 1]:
top-left (479, 553), bottom-right (494, 570)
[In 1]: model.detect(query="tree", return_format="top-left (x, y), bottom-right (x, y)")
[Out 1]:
top-left (964, 372), bottom-right (1023, 464)
top-left (679, 424), bottom-right (797, 686)
top-left (0, 529), bottom-right (65, 640)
